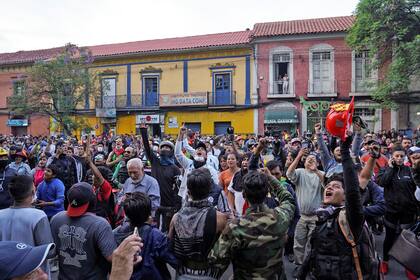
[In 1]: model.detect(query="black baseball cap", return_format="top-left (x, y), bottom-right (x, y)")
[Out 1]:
top-left (67, 182), bottom-right (96, 217)
top-left (195, 141), bottom-right (207, 151)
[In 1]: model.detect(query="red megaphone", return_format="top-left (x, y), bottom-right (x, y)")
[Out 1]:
top-left (325, 97), bottom-right (355, 141)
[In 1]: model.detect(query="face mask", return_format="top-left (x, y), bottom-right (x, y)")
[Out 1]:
top-left (152, 146), bottom-right (159, 152)
top-left (0, 160), bottom-right (8, 169)
top-left (160, 150), bottom-right (172, 157)
top-left (97, 147), bottom-right (103, 152)
top-left (193, 155), bottom-right (205, 162)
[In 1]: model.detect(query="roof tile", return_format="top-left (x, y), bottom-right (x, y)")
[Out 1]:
top-left (88, 30), bottom-right (252, 57)
top-left (0, 16), bottom-right (355, 66)
top-left (0, 47), bottom-right (65, 66)
top-left (0, 31), bottom-right (251, 66)
top-left (252, 16), bottom-right (354, 37)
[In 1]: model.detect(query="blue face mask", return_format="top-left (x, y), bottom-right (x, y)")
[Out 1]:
top-left (159, 150), bottom-right (175, 166)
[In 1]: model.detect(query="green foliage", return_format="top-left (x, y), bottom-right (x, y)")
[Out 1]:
top-left (347, 0), bottom-right (420, 108)
top-left (9, 43), bottom-right (100, 135)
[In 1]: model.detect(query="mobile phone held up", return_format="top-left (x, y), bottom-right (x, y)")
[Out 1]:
top-left (227, 126), bottom-right (234, 135)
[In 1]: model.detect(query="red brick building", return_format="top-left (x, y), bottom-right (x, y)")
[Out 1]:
top-left (252, 16), bottom-right (393, 135)
top-left (0, 48), bottom-right (64, 136)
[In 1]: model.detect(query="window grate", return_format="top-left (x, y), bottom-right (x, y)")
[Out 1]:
top-left (313, 52), bottom-right (331, 60)
top-left (273, 53), bottom-right (290, 62)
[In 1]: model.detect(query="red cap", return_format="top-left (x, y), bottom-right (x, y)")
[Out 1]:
top-left (67, 203), bottom-right (89, 218)
top-left (66, 182), bottom-right (95, 217)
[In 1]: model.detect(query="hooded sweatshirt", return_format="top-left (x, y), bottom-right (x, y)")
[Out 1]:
top-left (377, 164), bottom-right (417, 216)
top-left (113, 222), bottom-right (177, 280)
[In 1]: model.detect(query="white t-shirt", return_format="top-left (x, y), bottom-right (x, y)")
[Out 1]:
top-left (227, 177), bottom-right (245, 217)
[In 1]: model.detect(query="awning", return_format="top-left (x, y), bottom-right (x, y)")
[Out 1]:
top-left (264, 102), bottom-right (299, 124)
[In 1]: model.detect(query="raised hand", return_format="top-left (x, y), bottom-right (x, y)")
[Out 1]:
top-left (258, 137), bottom-right (267, 147)
top-left (314, 123), bottom-right (321, 134)
top-left (178, 125), bottom-right (187, 141)
top-left (297, 147), bottom-right (309, 159)
top-left (109, 234), bottom-right (143, 280)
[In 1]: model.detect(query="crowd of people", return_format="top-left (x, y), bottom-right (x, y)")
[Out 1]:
top-left (0, 123), bottom-right (419, 280)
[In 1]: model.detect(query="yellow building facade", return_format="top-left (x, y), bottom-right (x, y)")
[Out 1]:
top-left (79, 40), bottom-right (256, 137)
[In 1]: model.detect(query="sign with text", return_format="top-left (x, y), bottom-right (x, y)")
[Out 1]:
top-left (160, 92), bottom-right (208, 107)
top-left (136, 114), bottom-right (160, 124)
top-left (7, 119), bottom-right (28, 127)
top-left (96, 108), bottom-right (116, 118)
top-left (168, 117), bottom-right (178, 128)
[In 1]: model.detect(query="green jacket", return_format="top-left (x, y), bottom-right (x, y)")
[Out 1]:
top-left (208, 176), bottom-right (295, 280)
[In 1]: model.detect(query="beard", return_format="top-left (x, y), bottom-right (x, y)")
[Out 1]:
top-left (131, 177), bottom-right (141, 183)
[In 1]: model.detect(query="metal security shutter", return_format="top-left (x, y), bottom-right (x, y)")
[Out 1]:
top-left (185, 122), bottom-right (201, 133)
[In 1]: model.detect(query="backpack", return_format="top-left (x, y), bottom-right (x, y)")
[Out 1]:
top-left (338, 210), bottom-right (382, 280)
top-left (300, 209), bottom-right (382, 280)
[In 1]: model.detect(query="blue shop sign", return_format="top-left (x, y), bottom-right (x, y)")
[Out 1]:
top-left (7, 119), bottom-right (28, 127)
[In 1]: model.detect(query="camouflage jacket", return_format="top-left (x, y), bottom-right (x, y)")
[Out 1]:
top-left (208, 175), bottom-right (295, 280)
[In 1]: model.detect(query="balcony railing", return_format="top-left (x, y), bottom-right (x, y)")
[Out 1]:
top-left (208, 91), bottom-right (236, 107)
top-left (268, 80), bottom-right (295, 98)
top-left (307, 79), bottom-right (337, 97)
top-left (96, 91), bottom-right (239, 109)
top-left (350, 78), bottom-right (377, 96)
top-left (96, 95), bottom-right (146, 109)
top-left (96, 95), bottom-right (116, 108)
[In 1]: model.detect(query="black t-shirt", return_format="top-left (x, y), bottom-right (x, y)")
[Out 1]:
top-left (0, 167), bottom-right (18, 209)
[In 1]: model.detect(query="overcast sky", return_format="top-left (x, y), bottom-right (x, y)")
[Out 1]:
top-left (0, 0), bottom-right (359, 53)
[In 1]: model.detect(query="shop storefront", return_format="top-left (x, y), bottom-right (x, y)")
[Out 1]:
top-left (96, 108), bottom-right (117, 136)
top-left (264, 102), bottom-right (299, 135)
top-left (7, 118), bottom-right (28, 136)
top-left (300, 97), bottom-right (382, 133)
top-left (135, 114), bottom-right (164, 137)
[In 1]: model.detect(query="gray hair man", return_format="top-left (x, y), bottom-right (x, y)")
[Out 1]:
top-left (122, 158), bottom-right (161, 217)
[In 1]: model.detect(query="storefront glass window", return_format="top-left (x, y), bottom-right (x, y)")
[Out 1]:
top-left (307, 110), bottom-right (329, 133)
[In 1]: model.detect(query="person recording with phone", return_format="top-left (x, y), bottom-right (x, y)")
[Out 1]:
top-left (113, 192), bottom-right (177, 280)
